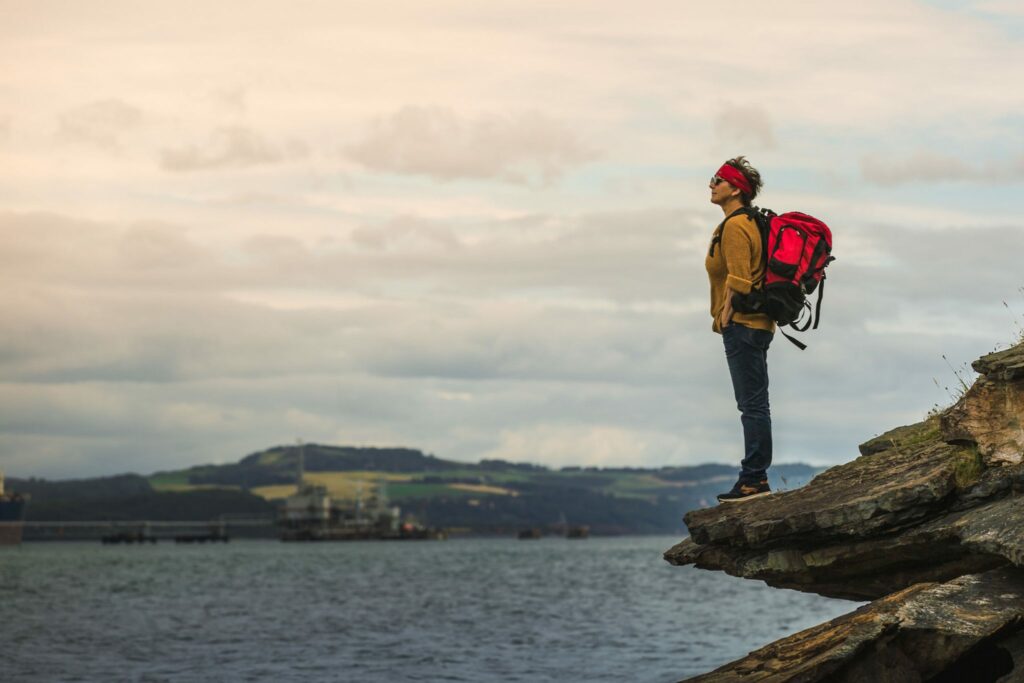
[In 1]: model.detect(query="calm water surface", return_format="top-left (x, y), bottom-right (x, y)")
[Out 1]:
top-left (2, 537), bottom-right (854, 682)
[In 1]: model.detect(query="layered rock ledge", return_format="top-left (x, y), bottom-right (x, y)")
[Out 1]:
top-left (686, 568), bottom-right (1024, 682)
top-left (666, 341), bottom-right (1024, 681)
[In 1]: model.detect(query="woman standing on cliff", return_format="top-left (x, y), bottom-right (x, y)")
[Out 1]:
top-left (705, 157), bottom-right (776, 503)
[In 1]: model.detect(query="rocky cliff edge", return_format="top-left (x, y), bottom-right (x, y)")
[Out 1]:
top-left (666, 341), bottom-right (1024, 682)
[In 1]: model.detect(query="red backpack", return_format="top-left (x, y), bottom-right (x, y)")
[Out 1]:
top-left (731, 207), bottom-right (835, 350)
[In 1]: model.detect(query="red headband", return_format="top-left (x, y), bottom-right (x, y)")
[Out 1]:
top-left (715, 164), bottom-right (752, 195)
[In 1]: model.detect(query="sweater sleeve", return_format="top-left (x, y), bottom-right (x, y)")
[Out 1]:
top-left (721, 217), bottom-right (755, 294)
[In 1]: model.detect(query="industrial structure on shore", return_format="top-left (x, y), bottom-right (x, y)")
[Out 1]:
top-left (277, 443), bottom-right (446, 541)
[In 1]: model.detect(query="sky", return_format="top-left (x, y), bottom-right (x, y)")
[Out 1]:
top-left (2, 0), bottom-right (1024, 479)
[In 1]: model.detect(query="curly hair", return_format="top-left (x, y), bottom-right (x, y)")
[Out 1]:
top-left (724, 156), bottom-right (762, 206)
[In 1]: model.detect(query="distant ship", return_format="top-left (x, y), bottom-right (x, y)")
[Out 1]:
top-left (277, 444), bottom-right (445, 542)
top-left (0, 470), bottom-right (28, 546)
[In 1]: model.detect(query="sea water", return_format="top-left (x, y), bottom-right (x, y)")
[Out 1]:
top-left (1, 537), bottom-right (854, 682)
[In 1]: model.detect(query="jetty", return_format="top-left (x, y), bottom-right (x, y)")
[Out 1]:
top-left (22, 518), bottom-right (273, 543)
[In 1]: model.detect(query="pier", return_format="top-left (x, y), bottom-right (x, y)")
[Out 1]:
top-left (21, 517), bottom-right (275, 543)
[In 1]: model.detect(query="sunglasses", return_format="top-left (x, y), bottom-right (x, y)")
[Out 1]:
top-left (710, 176), bottom-right (726, 186)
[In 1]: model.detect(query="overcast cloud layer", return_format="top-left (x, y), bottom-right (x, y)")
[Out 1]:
top-left (2, 1), bottom-right (1023, 478)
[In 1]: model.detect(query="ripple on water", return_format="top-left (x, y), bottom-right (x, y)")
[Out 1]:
top-left (2, 538), bottom-right (856, 682)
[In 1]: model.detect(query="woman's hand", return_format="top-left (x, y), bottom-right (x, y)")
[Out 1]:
top-left (720, 293), bottom-right (734, 328)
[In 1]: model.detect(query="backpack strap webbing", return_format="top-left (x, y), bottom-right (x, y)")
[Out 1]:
top-left (779, 327), bottom-right (807, 351)
top-left (780, 279), bottom-right (824, 350)
top-left (812, 275), bottom-right (825, 330)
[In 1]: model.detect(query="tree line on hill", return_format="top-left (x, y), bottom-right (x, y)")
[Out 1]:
top-left (10, 474), bottom-right (275, 522)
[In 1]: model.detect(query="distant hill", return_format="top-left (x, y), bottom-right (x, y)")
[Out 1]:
top-left (166, 444), bottom-right (540, 489)
top-left (12, 445), bottom-right (822, 534)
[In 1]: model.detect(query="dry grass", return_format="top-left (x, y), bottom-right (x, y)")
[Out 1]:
top-left (953, 445), bottom-right (984, 489)
top-left (251, 484), bottom-right (297, 500)
top-left (448, 483), bottom-right (518, 496)
top-left (251, 471), bottom-right (413, 501)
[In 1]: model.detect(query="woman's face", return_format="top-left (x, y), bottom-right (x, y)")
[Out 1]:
top-left (709, 175), bottom-right (735, 206)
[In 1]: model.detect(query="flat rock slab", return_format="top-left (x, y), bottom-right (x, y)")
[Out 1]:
top-left (666, 490), bottom-right (1024, 600)
top-left (973, 343), bottom-right (1024, 379)
top-left (683, 438), bottom-right (959, 550)
top-left (681, 567), bottom-right (1024, 683)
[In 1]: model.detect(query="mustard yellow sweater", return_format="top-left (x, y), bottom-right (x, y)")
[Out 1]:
top-left (705, 212), bottom-right (775, 334)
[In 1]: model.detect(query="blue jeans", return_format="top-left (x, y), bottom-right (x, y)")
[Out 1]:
top-left (722, 323), bottom-right (773, 484)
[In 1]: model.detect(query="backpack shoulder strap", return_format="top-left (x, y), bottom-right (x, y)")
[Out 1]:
top-left (709, 207), bottom-right (749, 257)
top-left (731, 206), bottom-right (773, 286)
top-left (720, 207), bottom-right (760, 242)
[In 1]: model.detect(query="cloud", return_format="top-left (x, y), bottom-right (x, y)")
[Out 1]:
top-left (484, 424), bottom-right (663, 468)
top-left (56, 99), bottom-right (144, 150)
top-left (860, 151), bottom-right (1024, 185)
top-left (209, 86), bottom-right (247, 114)
top-left (160, 126), bottom-right (308, 172)
top-left (351, 215), bottom-right (462, 252)
top-left (713, 104), bottom-right (776, 150)
top-left (345, 106), bottom-right (598, 184)
top-left (976, 1), bottom-right (1024, 17)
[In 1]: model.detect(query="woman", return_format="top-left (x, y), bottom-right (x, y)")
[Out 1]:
top-left (705, 157), bottom-right (775, 503)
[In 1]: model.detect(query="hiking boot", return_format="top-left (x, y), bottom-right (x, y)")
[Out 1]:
top-left (716, 480), bottom-right (771, 504)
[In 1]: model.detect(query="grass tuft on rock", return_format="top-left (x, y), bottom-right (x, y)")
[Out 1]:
top-left (953, 445), bottom-right (984, 489)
